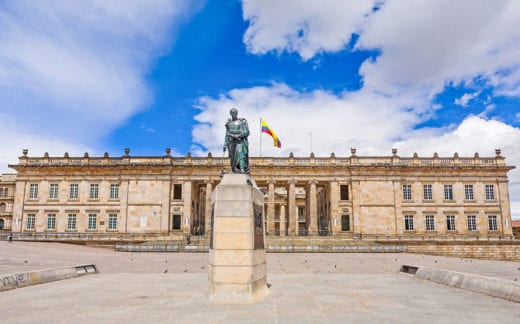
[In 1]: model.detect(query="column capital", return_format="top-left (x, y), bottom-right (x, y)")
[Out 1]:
top-left (267, 179), bottom-right (276, 185)
top-left (288, 179), bottom-right (297, 185)
top-left (204, 180), bottom-right (213, 185)
top-left (308, 180), bottom-right (318, 186)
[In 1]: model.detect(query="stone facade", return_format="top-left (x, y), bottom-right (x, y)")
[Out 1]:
top-left (2, 148), bottom-right (515, 240)
top-left (0, 173), bottom-right (15, 231)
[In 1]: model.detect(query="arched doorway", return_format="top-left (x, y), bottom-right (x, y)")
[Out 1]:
top-left (0, 219), bottom-right (4, 230)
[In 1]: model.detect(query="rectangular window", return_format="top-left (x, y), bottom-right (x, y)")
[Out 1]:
top-left (49, 184), bottom-right (59, 199)
top-left (108, 214), bottom-right (118, 230)
top-left (446, 215), bottom-right (456, 231)
top-left (464, 185), bottom-right (474, 200)
top-left (173, 184), bottom-right (182, 200)
top-left (467, 215), bottom-right (477, 231)
top-left (488, 215), bottom-right (498, 231)
top-left (89, 184), bottom-right (99, 199)
top-left (402, 184), bottom-right (412, 200)
top-left (340, 185), bottom-right (349, 200)
top-left (88, 214), bottom-right (97, 230)
top-left (26, 214), bottom-right (35, 230)
top-left (172, 214), bottom-right (181, 230)
top-left (425, 215), bottom-right (435, 231)
top-left (297, 206), bottom-right (305, 221)
top-left (341, 214), bottom-right (350, 231)
top-left (67, 214), bottom-right (77, 230)
top-left (47, 214), bottom-right (56, 230)
top-left (29, 184), bottom-right (38, 199)
top-left (423, 184), bottom-right (433, 200)
top-left (485, 185), bottom-right (495, 200)
top-left (444, 185), bottom-right (453, 200)
top-left (69, 184), bottom-right (79, 200)
top-left (110, 184), bottom-right (119, 200)
top-left (404, 215), bottom-right (414, 231)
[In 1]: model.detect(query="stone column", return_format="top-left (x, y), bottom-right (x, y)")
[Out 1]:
top-left (182, 181), bottom-right (192, 234)
top-left (308, 180), bottom-right (318, 235)
top-left (287, 179), bottom-right (297, 236)
top-left (205, 180), bottom-right (213, 237)
top-left (267, 180), bottom-right (275, 236)
top-left (279, 205), bottom-right (286, 236)
top-left (498, 180), bottom-right (513, 235)
top-left (329, 180), bottom-right (340, 235)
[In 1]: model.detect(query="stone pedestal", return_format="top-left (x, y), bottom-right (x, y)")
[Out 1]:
top-left (208, 173), bottom-right (269, 303)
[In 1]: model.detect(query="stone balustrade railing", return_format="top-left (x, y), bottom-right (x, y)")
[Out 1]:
top-left (14, 154), bottom-right (506, 168)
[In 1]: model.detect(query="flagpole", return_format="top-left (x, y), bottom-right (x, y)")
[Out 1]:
top-left (259, 118), bottom-right (262, 157)
top-left (310, 131), bottom-right (313, 154)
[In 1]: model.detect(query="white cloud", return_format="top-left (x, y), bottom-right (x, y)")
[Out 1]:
top-left (193, 83), bottom-right (421, 158)
top-left (242, 0), bottom-right (374, 60)
top-left (455, 92), bottom-right (480, 107)
top-left (0, 0), bottom-right (199, 170)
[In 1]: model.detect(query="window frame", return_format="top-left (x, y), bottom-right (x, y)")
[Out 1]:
top-left (444, 185), bottom-right (454, 200)
top-left (485, 185), bottom-right (495, 200)
top-left (464, 184), bottom-right (474, 200)
top-left (467, 215), bottom-right (477, 231)
top-left (67, 213), bottom-right (77, 230)
top-left (173, 184), bottom-right (183, 200)
top-left (402, 184), bottom-right (412, 201)
top-left (49, 184), bottom-right (59, 200)
top-left (89, 184), bottom-right (99, 200)
top-left (423, 184), bottom-right (433, 200)
top-left (109, 184), bottom-right (119, 200)
top-left (69, 184), bottom-right (79, 200)
top-left (340, 184), bottom-right (349, 201)
top-left (425, 215), bottom-right (435, 231)
top-left (404, 215), bottom-right (414, 231)
top-left (29, 184), bottom-right (39, 200)
top-left (88, 213), bottom-right (97, 230)
top-left (26, 213), bottom-right (36, 230)
top-left (446, 215), bottom-right (456, 231)
top-left (108, 213), bottom-right (118, 230)
top-left (47, 213), bottom-right (56, 230)
top-left (488, 215), bottom-right (498, 231)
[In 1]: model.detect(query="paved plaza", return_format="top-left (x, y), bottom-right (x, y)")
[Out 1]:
top-left (1, 241), bottom-right (520, 323)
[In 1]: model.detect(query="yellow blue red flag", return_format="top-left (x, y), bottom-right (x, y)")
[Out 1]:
top-left (261, 119), bottom-right (281, 148)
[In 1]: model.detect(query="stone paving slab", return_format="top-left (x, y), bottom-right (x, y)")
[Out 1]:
top-left (0, 273), bottom-right (519, 323)
top-left (2, 242), bottom-right (520, 281)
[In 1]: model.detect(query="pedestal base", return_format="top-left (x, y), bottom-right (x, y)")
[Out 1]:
top-left (208, 174), bottom-right (268, 303)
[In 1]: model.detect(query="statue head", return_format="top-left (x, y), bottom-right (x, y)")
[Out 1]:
top-left (230, 108), bottom-right (238, 120)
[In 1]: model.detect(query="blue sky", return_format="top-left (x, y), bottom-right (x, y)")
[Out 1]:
top-left (1, 0), bottom-right (520, 218)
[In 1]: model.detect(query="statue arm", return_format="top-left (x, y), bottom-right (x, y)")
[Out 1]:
top-left (241, 119), bottom-right (250, 138)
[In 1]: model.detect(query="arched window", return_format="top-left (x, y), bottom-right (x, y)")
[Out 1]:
top-left (0, 219), bottom-right (4, 229)
top-left (0, 203), bottom-right (6, 212)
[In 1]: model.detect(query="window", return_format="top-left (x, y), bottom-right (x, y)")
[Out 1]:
top-left (0, 188), bottom-right (3, 197)
top-left (108, 214), bottom-right (118, 230)
top-left (69, 184), bottom-right (79, 199)
top-left (485, 185), bottom-right (495, 200)
top-left (89, 184), bottom-right (99, 199)
top-left (0, 203), bottom-right (6, 212)
top-left (67, 214), bottom-right (77, 230)
top-left (110, 184), bottom-right (119, 200)
top-left (3, 188), bottom-right (7, 197)
top-left (341, 214), bottom-right (350, 231)
top-left (26, 214), bottom-right (35, 230)
top-left (467, 215), bottom-right (477, 231)
top-left (340, 185), bottom-right (349, 200)
top-left (464, 184), bottom-right (474, 200)
top-left (402, 184), bottom-right (412, 200)
top-left (425, 215), bottom-right (435, 231)
top-left (29, 184), bottom-right (38, 199)
top-left (404, 215), bottom-right (414, 231)
top-left (49, 184), bottom-right (59, 199)
top-left (423, 185), bottom-right (433, 200)
top-left (446, 215), bottom-right (456, 231)
top-left (444, 185), bottom-right (453, 200)
top-left (47, 214), bottom-right (56, 230)
top-left (488, 215), bottom-right (498, 231)
top-left (173, 184), bottom-right (182, 200)
top-left (172, 214), bottom-right (181, 230)
top-left (88, 214), bottom-right (97, 230)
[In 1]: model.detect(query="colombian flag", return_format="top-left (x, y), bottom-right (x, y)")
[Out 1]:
top-left (261, 119), bottom-right (282, 148)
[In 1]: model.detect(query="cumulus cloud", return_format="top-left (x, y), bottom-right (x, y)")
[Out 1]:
top-left (242, 0), bottom-right (374, 60)
top-left (0, 0), bottom-right (199, 172)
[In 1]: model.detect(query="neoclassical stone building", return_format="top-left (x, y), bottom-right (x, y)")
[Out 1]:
top-left (1, 148), bottom-right (515, 241)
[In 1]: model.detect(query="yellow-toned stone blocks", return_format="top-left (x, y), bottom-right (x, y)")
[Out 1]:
top-left (209, 174), bottom-right (268, 303)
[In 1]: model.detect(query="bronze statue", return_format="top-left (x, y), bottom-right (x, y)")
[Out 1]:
top-left (223, 108), bottom-right (250, 173)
